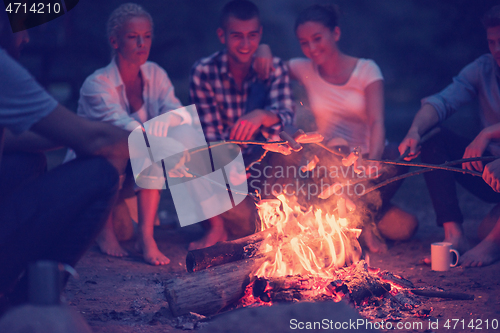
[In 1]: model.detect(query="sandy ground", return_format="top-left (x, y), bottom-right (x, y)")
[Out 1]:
top-left (64, 173), bottom-right (500, 333)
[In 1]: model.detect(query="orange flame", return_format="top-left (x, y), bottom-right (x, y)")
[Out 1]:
top-left (254, 194), bottom-right (362, 279)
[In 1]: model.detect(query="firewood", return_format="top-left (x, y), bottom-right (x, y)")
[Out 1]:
top-left (186, 229), bottom-right (275, 272)
top-left (165, 258), bottom-right (264, 317)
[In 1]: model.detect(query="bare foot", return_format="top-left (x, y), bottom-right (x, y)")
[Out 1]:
top-left (459, 240), bottom-right (500, 267)
top-left (135, 237), bottom-right (170, 266)
top-left (188, 224), bottom-right (228, 251)
top-left (443, 222), bottom-right (470, 254)
top-left (96, 228), bottom-right (128, 257)
top-left (360, 227), bottom-right (387, 253)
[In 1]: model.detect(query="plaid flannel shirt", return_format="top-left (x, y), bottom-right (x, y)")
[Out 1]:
top-left (189, 50), bottom-right (294, 143)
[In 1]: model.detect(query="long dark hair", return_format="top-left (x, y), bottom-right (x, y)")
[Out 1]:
top-left (294, 4), bottom-right (340, 32)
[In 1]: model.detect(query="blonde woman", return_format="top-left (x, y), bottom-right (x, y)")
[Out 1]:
top-left (69, 3), bottom-right (191, 265)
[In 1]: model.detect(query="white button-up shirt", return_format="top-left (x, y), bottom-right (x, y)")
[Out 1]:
top-left (65, 58), bottom-right (191, 162)
top-left (77, 58), bottom-right (191, 131)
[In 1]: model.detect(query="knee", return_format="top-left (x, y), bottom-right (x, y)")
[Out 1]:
top-left (377, 206), bottom-right (418, 241)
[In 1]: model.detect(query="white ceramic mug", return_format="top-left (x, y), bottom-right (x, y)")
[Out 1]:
top-left (431, 242), bottom-right (460, 271)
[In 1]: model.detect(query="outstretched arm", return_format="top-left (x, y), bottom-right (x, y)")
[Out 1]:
top-left (30, 104), bottom-right (129, 173)
top-left (400, 58), bottom-right (481, 160)
top-left (463, 122), bottom-right (500, 172)
top-left (3, 128), bottom-right (61, 153)
top-left (254, 44), bottom-right (295, 81)
top-left (398, 104), bottom-right (440, 160)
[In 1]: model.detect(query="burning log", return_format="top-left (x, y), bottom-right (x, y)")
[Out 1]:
top-left (165, 258), bottom-right (264, 317)
top-left (250, 261), bottom-right (393, 306)
top-left (336, 261), bottom-right (391, 305)
top-left (252, 275), bottom-right (334, 303)
top-left (377, 271), bottom-right (414, 289)
top-left (186, 228), bottom-right (275, 272)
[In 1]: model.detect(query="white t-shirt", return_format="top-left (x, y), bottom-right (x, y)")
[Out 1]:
top-left (289, 58), bottom-right (383, 153)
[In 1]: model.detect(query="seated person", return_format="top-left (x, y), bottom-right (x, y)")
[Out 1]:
top-left (254, 4), bottom-right (418, 252)
top-left (66, 3), bottom-right (192, 265)
top-left (188, 0), bottom-right (294, 250)
top-left (0, 9), bottom-right (129, 309)
top-left (399, 5), bottom-right (500, 265)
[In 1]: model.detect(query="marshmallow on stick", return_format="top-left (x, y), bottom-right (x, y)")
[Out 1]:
top-left (300, 155), bottom-right (320, 173)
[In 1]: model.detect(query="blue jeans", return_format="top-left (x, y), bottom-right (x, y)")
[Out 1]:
top-left (0, 155), bottom-right (119, 296)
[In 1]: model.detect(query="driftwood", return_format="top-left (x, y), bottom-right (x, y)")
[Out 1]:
top-left (186, 228), bottom-right (275, 272)
top-left (165, 258), bottom-right (264, 317)
top-left (410, 289), bottom-right (474, 300)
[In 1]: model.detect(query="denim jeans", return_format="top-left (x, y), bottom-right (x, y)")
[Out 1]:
top-left (0, 155), bottom-right (119, 296)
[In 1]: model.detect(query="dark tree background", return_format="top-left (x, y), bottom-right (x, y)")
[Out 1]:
top-left (17, 0), bottom-right (500, 139)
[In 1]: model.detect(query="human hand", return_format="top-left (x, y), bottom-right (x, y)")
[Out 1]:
top-left (229, 110), bottom-right (264, 141)
top-left (167, 151), bottom-right (193, 178)
top-left (253, 44), bottom-right (274, 81)
top-left (144, 113), bottom-right (183, 137)
top-left (462, 132), bottom-right (489, 172)
top-left (483, 159), bottom-right (500, 192)
top-left (398, 130), bottom-right (421, 161)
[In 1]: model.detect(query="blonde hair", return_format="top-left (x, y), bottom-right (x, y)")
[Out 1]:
top-left (107, 3), bottom-right (153, 52)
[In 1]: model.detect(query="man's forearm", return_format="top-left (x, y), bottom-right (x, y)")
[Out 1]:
top-left (408, 104), bottom-right (440, 136)
top-left (30, 104), bottom-right (129, 173)
top-left (481, 123), bottom-right (500, 141)
top-left (3, 129), bottom-right (62, 153)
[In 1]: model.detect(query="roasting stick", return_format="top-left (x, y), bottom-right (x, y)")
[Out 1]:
top-left (184, 127), bottom-right (489, 188)
top-left (188, 140), bottom-right (287, 156)
top-left (361, 156), bottom-right (497, 197)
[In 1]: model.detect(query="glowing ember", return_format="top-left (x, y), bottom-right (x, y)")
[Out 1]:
top-left (254, 194), bottom-right (362, 279)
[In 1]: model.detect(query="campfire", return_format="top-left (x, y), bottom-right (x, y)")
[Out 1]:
top-left (232, 194), bottom-right (426, 322)
top-left (164, 132), bottom-right (477, 325)
top-left (165, 192), bottom-right (434, 324)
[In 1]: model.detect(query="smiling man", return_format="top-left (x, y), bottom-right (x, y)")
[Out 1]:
top-left (188, 0), bottom-right (294, 250)
top-left (399, 5), bottom-right (500, 267)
